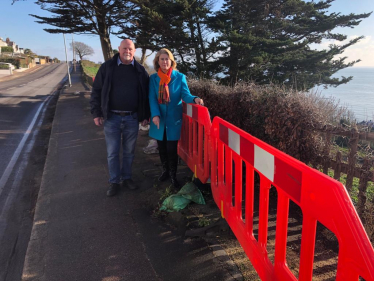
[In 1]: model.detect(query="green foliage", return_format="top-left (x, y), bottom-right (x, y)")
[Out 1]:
top-left (326, 169), bottom-right (374, 203)
top-left (18, 57), bottom-right (32, 68)
top-left (116, 0), bottom-right (189, 62)
top-left (0, 57), bottom-right (20, 68)
top-left (0, 64), bottom-right (9, 69)
top-left (1, 46), bottom-right (13, 53)
top-left (209, 0), bottom-right (372, 89)
top-left (198, 216), bottom-right (211, 227)
top-left (29, 0), bottom-right (372, 90)
top-left (31, 0), bottom-right (137, 61)
top-left (116, 0), bottom-right (217, 77)
top-left (23, 48), bottom-right (36, 58)
top-left (81, 60), bottom-right (100, 77)
top-left (158, 186), bottom-right (174, 202)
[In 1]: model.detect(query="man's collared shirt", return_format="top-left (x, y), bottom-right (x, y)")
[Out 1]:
top-left (117, 56), bottom-right (134, 66)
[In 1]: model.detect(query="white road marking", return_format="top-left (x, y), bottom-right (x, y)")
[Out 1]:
top-left (0, 93), bottom-right (53, 197)
top-left (0, 90), bottom-right (56, 244)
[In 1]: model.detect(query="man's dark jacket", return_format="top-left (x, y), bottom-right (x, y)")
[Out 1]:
top-left (90, 53), bottom-right (150, 121)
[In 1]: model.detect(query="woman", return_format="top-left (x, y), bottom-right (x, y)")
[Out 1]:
top-left (149, 48), bottom-right (204, 189)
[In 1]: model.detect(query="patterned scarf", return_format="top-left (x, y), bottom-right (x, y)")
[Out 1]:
top-left (157, 68), bottom-right (172, 104)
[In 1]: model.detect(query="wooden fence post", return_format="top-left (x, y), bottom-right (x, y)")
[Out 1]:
top-left (323, 131), bottom-right (332, 174)
top-left (334, 151), bottom-right (342, 181)
top-left (346, 128), bottom-right (359, 192)
top-left (357, 158), bottom-right (372, 220)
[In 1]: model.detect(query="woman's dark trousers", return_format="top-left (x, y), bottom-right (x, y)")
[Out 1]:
top-left (157, 130), bottom-right (180, 189)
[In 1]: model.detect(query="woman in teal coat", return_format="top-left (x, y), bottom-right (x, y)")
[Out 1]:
top-left (149, 48), bottom-right (204, 189)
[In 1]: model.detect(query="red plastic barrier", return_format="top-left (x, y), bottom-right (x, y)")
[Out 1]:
top-left (178, 103), bottom-right (374, 280)
top-left (209, 117), bottom-right (374, 281)
top-left (179, 102), bottom-right (211, 184)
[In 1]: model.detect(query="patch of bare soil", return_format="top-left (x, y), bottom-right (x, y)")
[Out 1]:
top-left (182, 180), bottom-right (340, 281)
top-left (146, 161), bottom-right (343, 281)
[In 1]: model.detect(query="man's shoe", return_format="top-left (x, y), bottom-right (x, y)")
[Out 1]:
top-left (107, 183), bottom-right (119, 197)
top-left (123, 179), bottom-right (139, 190)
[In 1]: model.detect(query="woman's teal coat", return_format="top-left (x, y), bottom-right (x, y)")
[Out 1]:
top-left (149, 70), bottom-right (197, 141)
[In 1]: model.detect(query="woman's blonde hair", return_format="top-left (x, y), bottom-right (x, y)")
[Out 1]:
top-left (153, 48), bottom-right (177, 72)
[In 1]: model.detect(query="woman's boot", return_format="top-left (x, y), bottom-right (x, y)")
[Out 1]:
top-left (158, 142), bottom-right (169, 182)
top-left (168, 153), bottom-right (180, 189)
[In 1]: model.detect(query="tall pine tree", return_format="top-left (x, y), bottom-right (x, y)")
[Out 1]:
top-left (210, 0), bottom-right (372, 89)
top-left (172, 0), bottom-right (218, 78)
top-left (29, 0), bottom-right (137, 61)
top-left (117, 0), bottom-right (218, 77)
top-left (115, 0), bottom-right (190, 66)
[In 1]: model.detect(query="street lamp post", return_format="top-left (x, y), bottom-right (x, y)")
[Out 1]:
top-left (72, 34), bottom-right (76, 72)
top-left (63, 33), bottom-right (72, 87)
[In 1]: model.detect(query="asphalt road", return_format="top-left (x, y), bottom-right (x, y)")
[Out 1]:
top-left (0, 63), bottom-right (67, 281)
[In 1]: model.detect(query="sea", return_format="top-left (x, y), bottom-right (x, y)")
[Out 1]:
top-left (313, 67), bottom-right (374, 122)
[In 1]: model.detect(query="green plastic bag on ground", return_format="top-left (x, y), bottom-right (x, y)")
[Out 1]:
top-left (160, 182), bottom-right (205, 212)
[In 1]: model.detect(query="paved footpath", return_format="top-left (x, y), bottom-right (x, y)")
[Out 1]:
top-left (21, 67), bottom-right (239, 281)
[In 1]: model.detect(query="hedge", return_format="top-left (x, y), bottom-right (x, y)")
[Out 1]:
top-left (1, 46), bottom-right (13, 53)
top-left (0, 64), bottom-right (9, 69)
top-left (0, 57), bottom-right (20, 68)
top-left (0, 56), bottom-right (32, 69)
top-left (188, 80), bottom-right (354, 165)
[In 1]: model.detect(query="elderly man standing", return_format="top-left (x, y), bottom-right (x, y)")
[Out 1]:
top-left (90, 39), bottom-right (150, 197)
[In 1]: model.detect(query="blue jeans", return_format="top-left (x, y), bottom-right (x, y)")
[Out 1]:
top-left (104, 112), bottom-right (139, 183)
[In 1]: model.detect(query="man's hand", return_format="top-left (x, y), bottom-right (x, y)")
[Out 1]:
top-left (152, 116), bottom-right (160, 129)
top-left (141, 119), bottom-right (148, 126)
top-left (94, 117), bottom-right (104, 126)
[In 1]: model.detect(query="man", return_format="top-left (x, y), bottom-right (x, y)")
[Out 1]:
top-left (90, 39), bottom-right (150, 197)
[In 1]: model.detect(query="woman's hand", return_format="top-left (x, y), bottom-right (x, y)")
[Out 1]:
top-left (194, 98), bottom-right (204, 106)
top-left (152, 116), bottom-right (160, 129)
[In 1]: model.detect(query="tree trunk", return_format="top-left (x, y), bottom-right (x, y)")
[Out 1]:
top-left (196, 20), bottom-right (207, 76)
top-left (188, 19), bottom-right (201, 77)
top-left (177, 49), bottom-right (188, 71)
top-left (95, 0), bottom-right (113, 62)
top-left (99, 33), bottom-right (113, 62)
top-left (140, 48), bottom-right (147, 65)
top-left (229, 43), bottom-right (240, 86)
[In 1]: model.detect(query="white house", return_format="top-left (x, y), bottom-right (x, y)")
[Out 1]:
top-left (0, 37), bottom-right (24, 54)
top-left (0, 38), bottom-right (7, 54)
top-left (0, 38), bottom-right (7, 47)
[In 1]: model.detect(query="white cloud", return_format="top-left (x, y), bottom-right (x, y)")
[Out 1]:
top-left (310, 35), bottom-right (374, 67)
top-left (339, 35), bottom-right (374, 67)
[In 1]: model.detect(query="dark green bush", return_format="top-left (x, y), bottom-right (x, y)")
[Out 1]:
top-left (1, 46), bottom-right (13, 53)
top-left (0, 57), bottom-right (20, 68)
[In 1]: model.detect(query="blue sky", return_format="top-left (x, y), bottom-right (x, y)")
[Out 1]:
top-left (2, 0), bottom-right (374, 67)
